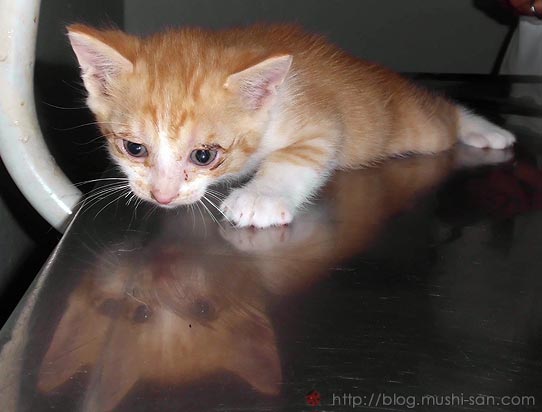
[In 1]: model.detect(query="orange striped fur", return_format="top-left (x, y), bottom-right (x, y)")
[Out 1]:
top-left (68, 23), bottom-right (514, 228)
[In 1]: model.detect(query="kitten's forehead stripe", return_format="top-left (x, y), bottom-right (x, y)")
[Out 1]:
top-left (178, 111), bottom-right (188, 128)
top-left (187, 71), bottom-right (204, 101)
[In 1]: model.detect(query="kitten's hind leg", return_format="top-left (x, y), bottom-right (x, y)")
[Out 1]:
top-left (221, 140), bottom-right (334, 229)
top-left (457, 107), bottom-right (515, 149)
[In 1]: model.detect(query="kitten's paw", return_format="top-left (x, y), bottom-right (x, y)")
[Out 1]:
top-left (458, 110), bottom-right (516, 149)
top-left (221, 189), bottom-right (294, 228)
top-left (460, 128), bottom-right (515, 149)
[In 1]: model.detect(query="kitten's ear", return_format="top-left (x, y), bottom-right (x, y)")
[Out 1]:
top-left (225, 313), bottom-right (281, 395)
top-left (67, 24), bottom-right (134, 98)
top-left (225, 55), bottom-right (293, 110)
top-left (38, 292), bottom-right (108, 393)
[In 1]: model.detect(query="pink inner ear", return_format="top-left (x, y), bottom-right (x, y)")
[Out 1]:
top-left (227, 55), bottom-right (293, 110)
top-left (70, 35), bottom-right (108, 72)
top-left (239, 80), bottom-right (273, 110)
top-left (68, 31), bottom-right (133, 96)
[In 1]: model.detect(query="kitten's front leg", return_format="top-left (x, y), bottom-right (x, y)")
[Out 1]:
top-left (221, 147), bottom-right (331, 228)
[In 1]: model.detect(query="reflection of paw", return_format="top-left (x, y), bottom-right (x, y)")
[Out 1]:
top-left (221, 189), bottom-right (294, 228)
top-left (455, 145), bottom-right (514, 169)
top-left (221, 225), bottom-right (292, 252)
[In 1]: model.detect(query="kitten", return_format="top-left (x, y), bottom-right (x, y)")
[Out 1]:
top-left (67, 24), bottom-right (515, 228)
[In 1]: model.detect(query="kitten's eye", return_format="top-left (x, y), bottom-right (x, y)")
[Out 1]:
top-left (191, 298), bottom-right (217, 322)
top-left (132, 305), bottom-right (153, 323)
top-left (190, 149), bottom-right (217, 166)
top-left (123, 140), bottom-right (148, 158)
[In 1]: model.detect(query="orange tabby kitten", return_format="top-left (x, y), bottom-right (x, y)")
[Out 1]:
top-left (67, 24), bottom-right (515, 228)
top-left (37, 152), bottom-right (460, 410)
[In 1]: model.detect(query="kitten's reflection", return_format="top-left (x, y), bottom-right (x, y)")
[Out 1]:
top-left (37, 149), bottom-right (508, 411)
top-left (38, 247), bottom-right (281, 411)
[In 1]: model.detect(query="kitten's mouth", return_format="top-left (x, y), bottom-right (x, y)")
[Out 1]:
top-left (150, 191), bottom-right (204, 208)
top-left (152, 201), bottom-right (178, 209)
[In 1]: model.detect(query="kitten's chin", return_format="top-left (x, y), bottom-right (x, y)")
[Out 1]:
top-left (131, 188), bottom-right (206, 209)
top-left (152, 201), bottom-right (179, 210)
top-left (152, 192), bottom-right (205, 208)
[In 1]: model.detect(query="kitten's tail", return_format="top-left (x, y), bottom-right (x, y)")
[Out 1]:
top-left (457, 107), bottom-right (515, 149)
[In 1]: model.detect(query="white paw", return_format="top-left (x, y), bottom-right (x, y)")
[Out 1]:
top-left (460, 128), bottom-right (515, 149)
top-left (221, 188), bottom-right (294, 228)
top-left (458, 110), bottom-right (516, 149)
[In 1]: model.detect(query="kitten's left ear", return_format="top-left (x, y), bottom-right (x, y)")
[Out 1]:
top-left (225, 55), bottom-right (293, 110)
top-left (224, 313), bottom-right (281, 395)
top-left (67, 24), bottom-right (135, 98)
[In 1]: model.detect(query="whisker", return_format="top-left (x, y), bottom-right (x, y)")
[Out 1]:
top-left (78, 183), bottom-right (130, 200)
top-left (93, 189), bottom-right (132, 220)
top-left (126, 192), bottom-right (136, 206)
top-left (206, 188), bottom-right (227, 197)
top-left (188, 203), bottom-right (196, 231)
top-left (75, 177), bottom-right (129, 187)
top-left (205, 191), bottom-right (226, 202)
top-left (62, 80), bottom-right (87, 93)
top-left (205, 193), bottom-right (227, 209)
top-left (143, 204), bottom-right (158, 222)
top-left (73, 132), bottom-right (117, 146)
top-left (79, 192), bottom-right (125, 214)
top-left (206, 188), bottom-right (226, 195)
top-left (55, 120), bottom-right (130, 131)
top-left (199, 197), bottom-right (224, 230)
top-left (194, 201), bottom-right (207, 237)
top-left (78, 195), bottom-right (120, 218)
top-left (77, 184), bottom-right (131, 211)
top-left (126, 193), bottom-right (142, 228)
top-left (134, 197), bottom-right (144, 218)
top-left (41, 101), bottom-right (88, 110)
top-left (78, 186), bottom-right (127, 206)
top-left (202, 194), bottom-right (235, 228)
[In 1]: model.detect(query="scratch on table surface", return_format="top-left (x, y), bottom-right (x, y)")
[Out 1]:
top-left (46, 335), bottom-right (102, 363)
top-left (338, 375), bottom-right (366, 381)
top-left (216, 407), bottom-right (280, 411)
top-left (315, 346), bottom-right (350, 351)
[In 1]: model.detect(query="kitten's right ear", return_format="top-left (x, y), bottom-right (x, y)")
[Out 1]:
top-left (67, 24), bottom-right (134, 97)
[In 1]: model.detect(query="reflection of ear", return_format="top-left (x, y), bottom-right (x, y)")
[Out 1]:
top-left (38, 293), bottom-right (141, 411)
top-left (225, 55), bottom-right (292, 110)
top-left (225, 312), bottom-right (281, 395)
top-left (67, 24), bottom-right (134, 98)
top-left (38, 296), bottom-right (109, 392)
top-left (84, 322), bottom-right (141, 412)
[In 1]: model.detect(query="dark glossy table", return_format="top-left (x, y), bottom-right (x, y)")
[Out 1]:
top-left (1, 76), bottom-right (541, 412)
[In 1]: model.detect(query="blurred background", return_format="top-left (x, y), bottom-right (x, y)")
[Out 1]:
top-left (0, 0), bottom-right (528, 324)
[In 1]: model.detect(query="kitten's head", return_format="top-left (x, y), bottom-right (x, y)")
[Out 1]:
top-left (67, 24), bottom-right (292, 207)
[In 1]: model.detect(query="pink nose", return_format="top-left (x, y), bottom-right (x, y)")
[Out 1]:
top-left (150, 190), bottom-right (177, 205)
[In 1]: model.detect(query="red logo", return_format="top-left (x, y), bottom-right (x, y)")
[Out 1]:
top-left (306, 390), bottom-right (321, 407)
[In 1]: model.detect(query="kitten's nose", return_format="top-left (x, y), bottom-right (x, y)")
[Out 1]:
top-left (150, 190), bottom-right (177, 205)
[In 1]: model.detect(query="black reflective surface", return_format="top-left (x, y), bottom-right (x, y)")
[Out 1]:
top-left (1, 77), bottom-right (542, 411)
